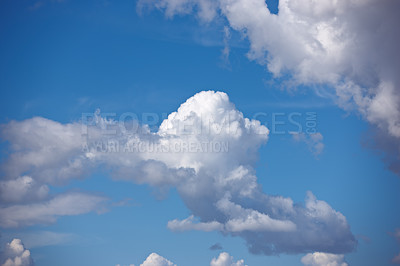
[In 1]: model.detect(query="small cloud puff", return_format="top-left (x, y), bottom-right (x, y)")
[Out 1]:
top-left (209, 243), bottom-right (223, 250)
top-left (210, 252), bottom-right (246, 266)
top-left (301, 252), bottom-right (348, 266)
top-left (140, 253), bottom-right (176, 266)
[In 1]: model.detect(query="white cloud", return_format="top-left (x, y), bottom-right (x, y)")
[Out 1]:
top-left (0, 176), bottom-right (48, 203)
top-left (210, 252), bottom-right (246, 266)
top-left (0, 239), bottom-right (33, 266)
top-left (215, 195), bottom-right (296, 233)
top-left (0, 117), bottom-right (89, 185)
top-left (121, 252), bottom-right (245, 266)
top-left (292, 132), bottom-right (324, 156)
top-left (137, 0), bottom-right (218, 22)
top-left (0, 91), bottom-right (356, 254)
top-left (167, 215), bottom-right (224, 232)
top-left (0, 192), bottom-right (107, 228)
top-left (220, 26), bottom-right (231, 68)
top-left (301, 252), bottom-right (348, 266)
top-left (140, 253), bottom-right (176, 266)
top-left (138, 0), bottom-right (400, 176)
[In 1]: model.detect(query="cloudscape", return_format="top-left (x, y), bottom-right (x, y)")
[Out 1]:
top-left (0, 0), bottom-right (399, 265)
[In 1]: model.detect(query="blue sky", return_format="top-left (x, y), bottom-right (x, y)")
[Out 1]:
top-left (1, 0), bottom-right (400, 266)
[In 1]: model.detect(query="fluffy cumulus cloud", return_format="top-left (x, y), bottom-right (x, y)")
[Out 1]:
top-left (0, 239), bottom-right (34, 266)
top-left (210, 252), bottom-right (246, 266)
top-left (137, 0), bottom-right (400, 176)
top-left (0, 91), bottom-right (356, 254)
top-left (140, 253), bottom-right (176, 266)
top-left (301, 252), bottom-right (348, 266)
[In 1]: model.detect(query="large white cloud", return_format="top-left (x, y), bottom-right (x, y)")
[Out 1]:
top-left (210, 252), bottom-right (246, 266)
top-left (301, 252), bottom-right (348, 266)
top-left (138, 0), bottom-right (400, 176)
top-left (0, 239), bottom-right (33, 266)
top-left (0, 91), bottom-right (356, 254)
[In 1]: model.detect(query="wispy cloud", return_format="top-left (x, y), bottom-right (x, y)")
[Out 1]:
top-left (1, 231), bottom-right (78, 249)
top-left (0, 192), bottom-right (107, 228)
top-left (292, 132), bottom-right (324, 156)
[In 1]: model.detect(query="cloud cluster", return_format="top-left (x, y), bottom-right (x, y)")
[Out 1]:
top-left (138, 0), bottom-right (400, 176)
top-left (0, 239), bottom-right (33, 266)
top-left (0, 91), bottom-right (356, 255)
top-left (301, 252), bottom-right (348, 266)
top-left (210, 252), bottom-right (246, 266)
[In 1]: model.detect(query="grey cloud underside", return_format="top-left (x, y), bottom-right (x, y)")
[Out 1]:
top-left (0, 91), bottom-right (356, 255)
top-left (138, 0), bottom-right (400, 176)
